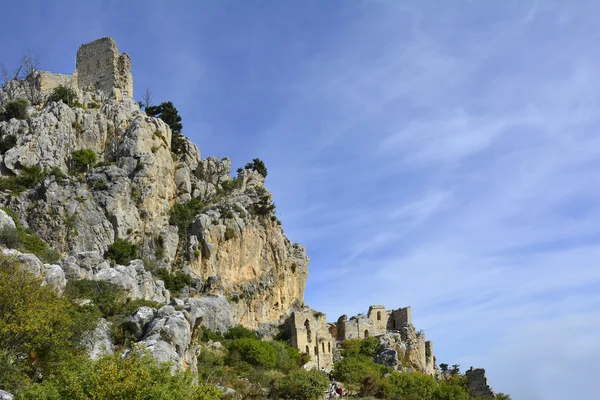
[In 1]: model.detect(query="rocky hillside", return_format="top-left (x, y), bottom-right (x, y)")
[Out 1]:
top-left (0, 72), bottom-right (307, 330)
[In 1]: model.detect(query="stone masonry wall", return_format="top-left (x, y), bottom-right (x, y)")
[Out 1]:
top-left (75, 37), bottom-right (133, 98)
top-left (287, 307), bottom-right (334, 371)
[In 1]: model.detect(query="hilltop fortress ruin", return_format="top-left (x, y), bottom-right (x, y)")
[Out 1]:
top-left (284, 304), bottom-right (436, 375)
top-left (35, 37), bottom-right (133, 99)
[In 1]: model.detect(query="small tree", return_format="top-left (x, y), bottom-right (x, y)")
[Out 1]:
top-left (244, 158), bottom-right (268, 178)
top-left (145, 101), bottom-right (185, 154)
top-left (439, 363), bottom-right (449, 373)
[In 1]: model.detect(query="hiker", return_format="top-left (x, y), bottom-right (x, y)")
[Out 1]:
top-left (335, 385), bottom-right (343, 398)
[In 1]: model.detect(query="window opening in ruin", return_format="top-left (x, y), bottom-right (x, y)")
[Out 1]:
top-left (377, 311), bottom-right (381, 320)
top-left (328, 342), bottom-right (331, 353)
top-left (364, 329), bottom-right (369, 338)
top-left (322, 342), bottom-right (325, 353)
top-left (306, 346), bottom-right (309, 354)
top-left (314, 346), bottom-right (318, 355)
top-left (304, 319), bottom-right (312, 343)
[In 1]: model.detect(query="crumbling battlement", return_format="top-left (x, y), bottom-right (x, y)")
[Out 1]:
top-left (75, 37), bottom-right (133, 98)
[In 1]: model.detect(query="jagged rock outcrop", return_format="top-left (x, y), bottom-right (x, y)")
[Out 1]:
top-left (138, 297), bottom-right (234, 372)
top-left (1, 248), bottom-right (66, 293)
top-left (60, 252), bottom-right (169, 303)
top-left (465, 368), bottom-right (495, 398)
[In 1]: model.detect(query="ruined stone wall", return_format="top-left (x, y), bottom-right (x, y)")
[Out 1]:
top-left (287, 307), bottom-right (334, 371)
top-left (36, 72), bottom-right (75, 97)
top-left (75, 37), bottom-right (133, 98)
top-left (388, 306), bottom-right (412, 330)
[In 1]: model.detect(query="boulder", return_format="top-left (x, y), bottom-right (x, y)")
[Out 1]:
top-left (125, 306), bottom-right (157, 339)
top-left (84, 318), bottom-right (114, 360)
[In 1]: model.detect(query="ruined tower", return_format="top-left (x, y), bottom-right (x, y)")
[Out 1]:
top-left (75, 37), bottom-right (133, 98)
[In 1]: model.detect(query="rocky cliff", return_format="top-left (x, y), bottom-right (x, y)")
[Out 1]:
top-left (0, 40), bottom-right (308, 332)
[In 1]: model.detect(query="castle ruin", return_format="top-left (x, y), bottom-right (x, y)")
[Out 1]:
top-left (34, 37), bottom-right (133, 99)
top-left (286, 304), bottom-right (436, 374)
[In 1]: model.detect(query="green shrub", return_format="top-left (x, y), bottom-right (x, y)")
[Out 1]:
top-left (0, 134), bottom-right (17, 154)
top-left (275, 368), bottom-right (329, 400)
top-left (198, 326), bottom-right (225, 343)
top-left (49, 85), bottom-right (77, 106)
top-left (105, 238), bottom-right (137, 265)
top-left (225, 325), bottom-right (258, 340)
top-left (169, 198), bottom-right (205, 238)
top-left (0, 165), bottom-right (47, 194)
top-left (64, 279), bottom-right (126, 318)
top-left (0, 256), bottom-right (95, 393)
top-left (269, 340), bottom-right (303, 372)
top-left (93, 179), bottom-right (107, 190)
top-left (218, 177), bottom-right (242, 195)
top-left (2, 98), bottom-right (29, 121)
top-left (244, 158), bottom-right (268, 178)
top-left (70, 149), bottom-right (97, 174)
top-left (381, 371), bottom-right (438, 400)
top-left (152, 268), bottom-right (192, 295)
top-left (224, 226), bottom-right (235, 241)
top-left (250, 187), bottom-right (276, 216)
top-left (227, 337), bottom-right (277, 369)
top-left (16, 352), bottom-right (224, 400)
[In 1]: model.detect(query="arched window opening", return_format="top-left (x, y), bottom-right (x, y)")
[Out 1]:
top-left (306, 345), bottom-right (310, 354)
top-left (304, 319), bottom-right (312, 343)
top-left (322, 342), bottom-right (325, 353)
top-left (328, 342), bottom-right (331, 353)
top-left (364, 329), bottom-right (369, 338)
top-left (377, 311), bottom-right (382, 321)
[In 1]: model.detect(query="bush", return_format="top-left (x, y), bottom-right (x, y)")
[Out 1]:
top-left (381, 371), bottom-right (438, 400)
top-left (227, 337), bottom-right (277, 369)
top-left (0, 165), bottom-right (47, 194)
top-left (250, 187), bottom-right (275, 216)
top-left (64, 279), bottom-right (125, 318)
top-left (105, 238), bottom-right (137, 265)
top-left (225, 325), bottom-right (258, 340)
top-left (0, 255), bottom-right (93, 392)
top-left (16, 352), bottom-right (224, 400)
top-left (244, 158), bottom-right (268, 178)
top-left (49, 85), bottom-right (77, 106)
top-left (2, 98), bottom-right (29, 121)
top-left (224, 226), bottom-right (235, 241)
top-left (275, 368), bottom-right (329, 400)
top-left (169, 198), bottom-right (205, 238)
top-left (152, 268), bottom-right (192, 295)
top-left (70, 149), bottom-right (97, 174)
top-left (0, 134), bottom-right (17, 154)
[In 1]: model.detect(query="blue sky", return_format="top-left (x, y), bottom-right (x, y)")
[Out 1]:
top-left (2, 1), bottom-right (600, 398)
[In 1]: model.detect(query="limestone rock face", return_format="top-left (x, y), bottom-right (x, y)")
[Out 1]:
top-left (138, 297), bottom-right (234, 372)
top-left (0, 38), bottom-right (312, 372)
top-left (188, 189), bottom-right (309, 328)
top-left (60, 253), bottom-right (169, 303)
top-left (84, 318), bottom-right (115, 360)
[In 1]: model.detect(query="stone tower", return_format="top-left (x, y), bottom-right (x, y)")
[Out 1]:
top-left (75, 37), bottom-right (133, 98)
